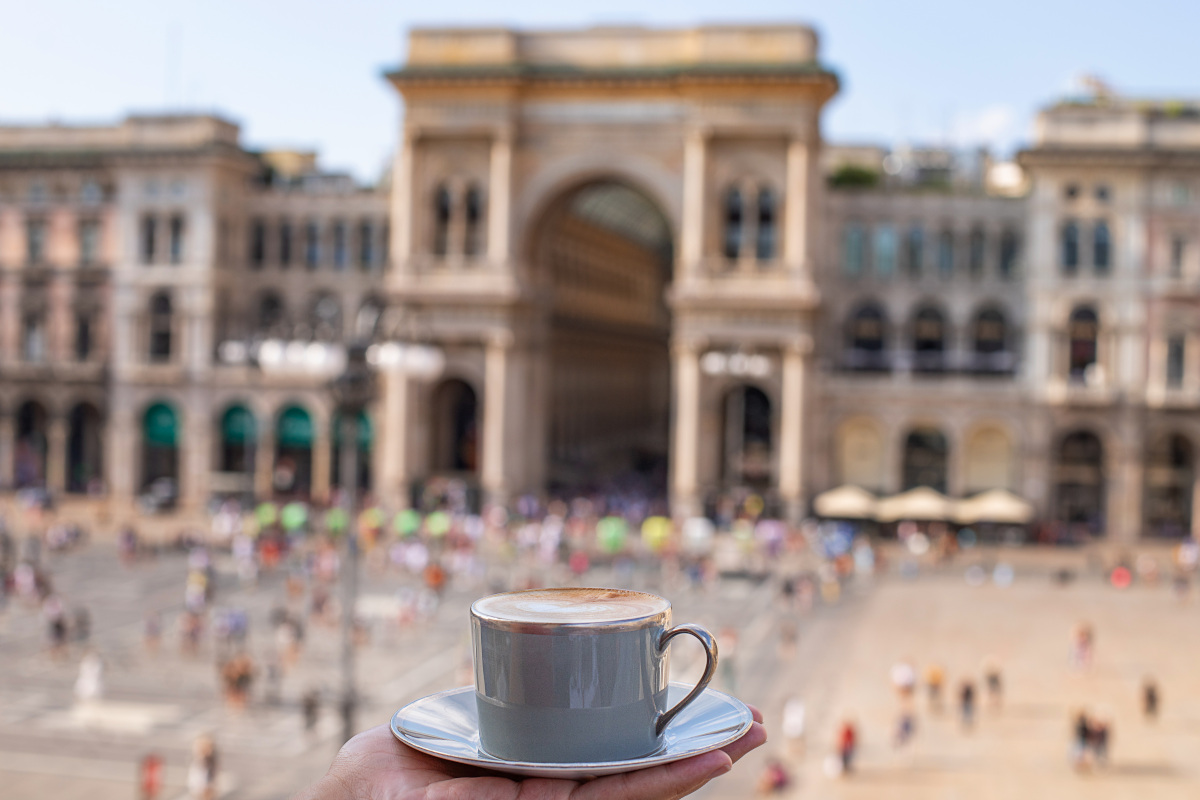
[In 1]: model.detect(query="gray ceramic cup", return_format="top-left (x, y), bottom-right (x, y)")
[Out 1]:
top-left (470, 587), bottom-right (718, 764)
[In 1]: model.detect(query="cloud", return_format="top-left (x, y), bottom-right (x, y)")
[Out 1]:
top-left (950, 104), bottom-right (1019, 148)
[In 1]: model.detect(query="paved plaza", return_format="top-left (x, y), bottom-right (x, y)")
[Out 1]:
top-left (2, 539), bottom-right (1198, 799)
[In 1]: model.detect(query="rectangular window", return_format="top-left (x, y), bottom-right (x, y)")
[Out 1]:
top-left (358, 220), bottom-right (373, 270)
top-left (22, 315), bottom-right (45, 363)
top-left (873, 225), bottom-right (896, 278)
top-left (250, 219), bottom-right (266, 268)
top-left (141, 215), bottom-right (157, 264)
top-left (26, 218), bottom-right (46, 265)
top-left (305, 222), bottom-right (320, 269)
top-left (968, 228), bottom-right (985, 277)
top-left (1170, 235), bottom-right (1186, 278)
top-left (905, 226), bottom-right (923, 277)
top-left (332, 221), bottom-right (347, 270)
top-left (168, 214), bottom-right (185, 264)
top-left (79, 219), bottom-right (100, 266)
top-left (999, 230), bottom-right (1019, 279)
top-left (1167, 336), bottom-right (1186, 388)
top-left (842, 224), bottom-right (866, 276)
top-left (1061, 220), bottom-right (1079, 274)
top-left (279, 221), bottom-right (293, 268)
top-left (75, 314), bottom-right (92, 361)
top-left (1093, 220), bottom-right (1111, 273)
top-left (937, 230), bottom-right (954, 277)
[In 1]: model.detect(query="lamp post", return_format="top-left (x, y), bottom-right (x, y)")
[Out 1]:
top-left (329, 339), bottom-right (377, 745)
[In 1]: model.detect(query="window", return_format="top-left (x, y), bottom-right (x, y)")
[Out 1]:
top-left (905, 226), bottom-right (924, 277)
top-left (846, 304), bottom-right (888, 371)
top-left (842, 223), bottom-right (866, 276)
top-left (358, 220), bottom-right (374, 270)
top-left (1170, 235), bottom-right (1185, 278)
top-left (1167, 336), bottom-right (1186, 388)
top-left (1095, 185), bottom-right (1110, 202)
top-left (311, 293), bottom-right (342, 340)
top-left (1061, 221), bottom-right (1079, 274)
top-left (258, 292), bottom-right (285, 333)
top-left (968, 227), bottom-right (985, 277)
top-left (332, 221), bottom-right (347, 270)
top-left (305, 222), bottom-right (320, 269)
top-left (937, 230), bottom-right (954, 277)
top-left (1172, 181), bottom-right (1191, 207)
top-left (973, 308), bottom-right (1008, 355)
top-left (912, 306), bottom-right (946, 371)
top-left (464, 187), bottom-right (483, 257)
top-left (279, 220), bottom-right (293, 268)
top-left (250, 219), bottom-right (266, 268)
top-left (433, 186), bottom-right (451, 256)
top-left (74, 314), bottom-right (92, 361)
top-left (1064, 183), bottom-right (1079, 200)
top-left (148, 293), bottom-right (173, 362)
top-left (999, 229), bottom-right (1019, 279)
top-left (723, 188), bottom-right (743, 260)
top-left (168, 214), bottom-right (185, 264)
top-left (756, 187), bottom-right (776, 261)
top-left (26, 218), bottom-right (46, 265)
top-left (80, 180), bottom-right (103, 204)
top-left (79, 219), bottom-right (100, 266)
top-left (22, 314), bottom-right (45, 363)
top-left (1068, 307), bottom-right (1099, 382)
top-left (1093, 220), bottom-right (1111, 273)
top-left (873, 225), bottom-right (896, 278)
top-left (141, 215), bottom-right (157, 264)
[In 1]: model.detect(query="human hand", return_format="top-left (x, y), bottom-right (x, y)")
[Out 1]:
top-left (295, 705), bottom-right (766, 800)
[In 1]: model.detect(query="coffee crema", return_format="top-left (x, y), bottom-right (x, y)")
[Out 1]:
top-left (473, 588), bottom-right (669, 624)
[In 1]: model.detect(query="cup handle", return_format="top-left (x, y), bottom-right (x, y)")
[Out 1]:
top-left (655, 623), bottom-right (719, 736)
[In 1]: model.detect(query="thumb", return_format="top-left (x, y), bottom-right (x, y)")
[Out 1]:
top-left (571, 751), bottom-right (732, 800)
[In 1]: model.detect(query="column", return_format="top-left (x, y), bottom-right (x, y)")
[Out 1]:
top-left (312, 425), bottom-right (331, 505)
top-left (680, 130), bottom-right (707, 276)
top-left (670, 339), bottom-right (702, 518)
top-left (482, 334), bottom-right (511, 504)
top-left (180, 409), bottom-right (209, 512)
top-left (784, 138), bottom-right (811, 275)
top-left (45, 414), bottom-right (67, 494)
top-left (255, 428), bottom-right (275, 501)
top-left (106, 404), bottom-right (136, 511)
top-left (378, 369), bottom-right (410, 507)
top-left (1191, 475), bottom-right (1200, 540)
top-left (0, 412), bottom-right (13, 489)
top-left (778, 338), bottom-right (811, 523)
top-left (488, 130), bottom-right (513, 265)
top-left (391, 128), bottom-right (416, 267)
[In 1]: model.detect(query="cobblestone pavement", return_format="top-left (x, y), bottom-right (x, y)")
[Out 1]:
top-left (3, 542), bottom-right (1196, 799)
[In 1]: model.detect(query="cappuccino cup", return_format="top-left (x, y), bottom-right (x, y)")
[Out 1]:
top-left (470, 587), bottom-right (718, 763)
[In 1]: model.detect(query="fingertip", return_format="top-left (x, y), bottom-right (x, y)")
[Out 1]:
top-left (747, 704), bottom-right (765, 724)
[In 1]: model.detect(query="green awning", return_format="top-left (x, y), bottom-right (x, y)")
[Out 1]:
top-left (332, 410), bottom-right (372, 449)
top-left (143, 403), bottom-right (178, 447)
top-left (277, 406), bottom-right (313, 448)
top-left (222, 406), bottom-right (256, 444)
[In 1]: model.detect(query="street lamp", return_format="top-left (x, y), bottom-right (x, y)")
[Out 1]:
top-left (329, 339), bottom-right (377, 745)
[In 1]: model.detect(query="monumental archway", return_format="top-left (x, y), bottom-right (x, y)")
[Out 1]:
top-left (528, 178), bottom-right (674, 496)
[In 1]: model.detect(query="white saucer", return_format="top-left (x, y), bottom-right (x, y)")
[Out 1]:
top-left (390, 682), bottom-right (753, 780)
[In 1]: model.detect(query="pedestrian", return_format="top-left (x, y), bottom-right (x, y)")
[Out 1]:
top-left (838, 719), bottom-right (858, 774)
top-left (1091, 718), bottom-right (1110, 766)
top-left (891, 658), bottom-right (917, 698)
top-left (983, 658), bottom-right (1003, 709)
top-left (894, 710), bottom-right (916, 748)
top-left (74, 650), bottom-right (104, 703)
top-left (144, 611), bottom-right (162, 654)
top-left (303, 688), bottom-right (321, 733)
top-left (1070, 622), bottom-right (1093, 669)
top-left (187, 734), bottom-right (218, 800)
top-left (1143, 677), bottom-right (1159, 721)
top-left (959, 680), bottom-right (976, 730)
top-left (1071, 710), bottom-right (1091, 771)
top-left (139, 753), bottom-right (164, 800)
top-left (925, 663), bottom-right (945, 711)
top-left (44, 596), bottom-right (68, 657)
top-left (756, 758), bottom-right (790, 795)
top-left (781, 696), bottom-right (805, 756)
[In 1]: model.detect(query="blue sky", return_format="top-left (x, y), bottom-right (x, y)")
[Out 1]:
top-left (0, 0), bottom-right (1194, 182)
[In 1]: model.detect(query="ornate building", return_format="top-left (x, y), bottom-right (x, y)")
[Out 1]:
top-left (0, 25), bottom-right (1195, 541)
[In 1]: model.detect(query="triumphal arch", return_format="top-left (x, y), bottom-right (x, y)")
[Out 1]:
top-left (378, 25), bottom-right (837, 518)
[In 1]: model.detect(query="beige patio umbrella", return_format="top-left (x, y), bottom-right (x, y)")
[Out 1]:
top-left (953, 489), bottom-right (1034, 525)
top-left (813, 485), bottom-right (878, 519)
top-left (874, 486), bottom-right (954, 522)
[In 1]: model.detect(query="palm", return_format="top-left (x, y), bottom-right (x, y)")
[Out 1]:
top-left (307, 706), bottom-right (765, 800)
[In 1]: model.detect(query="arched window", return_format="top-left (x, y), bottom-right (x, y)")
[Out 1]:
top-left (998, 229), bottom-right (1019, 278)
top-left (142, 402), bottom-right (179, 494)
top-left (968, 227), bottom-right (985, 277)
top-left (67, 403), bottom-right (103, 494)
top-left (972, 308), bottom-right (1007, 354)
top-left (902, 428), bottom-right (949, 492)
top-left (14, 401), bottom-right (47, 489)
top-left (310, 293), bottom-right (342, 341)
top-left (912, 306), bottom-right (946, 371)
top-left (1068, 306), bottom-right (1099, 382)
top-left (1093, 220), bottom-right (1111, 273)
top-left (723, 187), bottom-right (744, 260)
top-left (846, 304), bottom-right (888, 370)
top-left (433, 185), bottom-right (452, 256)
top-left (220, 405), bottom-right (256, 474)
top-left (275, 405), bottom-right (314, 497)
top-left (937, 229), bottom-right (954, 276)
top-left (257, 291), bottom-right (285, 334)
top-left (148, 292), bottom-right (173, 362)
top-left (1061, 220), bottom-right (1079, 274)
top-left (464, 185), bottom-right (483, 257)
top-left (905, 226), bottom-right (924, 277)
top-left (755, 187), bottom-right (776, 260)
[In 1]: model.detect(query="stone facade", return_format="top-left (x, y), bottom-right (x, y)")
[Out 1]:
top-left (0, 26), bottom-right (1195, 540)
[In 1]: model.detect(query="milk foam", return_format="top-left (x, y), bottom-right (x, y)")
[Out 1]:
top-left (474, 588), bottom-right (669, 623)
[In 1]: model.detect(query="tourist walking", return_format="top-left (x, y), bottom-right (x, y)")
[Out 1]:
top-left (187, 735), bottom-right (218, 800)
top-left (1143, 677), bottom-right (1159, 721)
top-left (959, 680), bottom-right (976, 730)
top-left (838, 719), bottom-right (858, 774)
top-left (1071, 710), bottom-right (1091, 770)
top-left (983, 658), bottom-right (1003, 709)
top-left (925, 663), bottom-right (945, 712)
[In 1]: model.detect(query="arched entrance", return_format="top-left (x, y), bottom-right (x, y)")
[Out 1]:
top-left (722, 385), bottom-right (773, 488)
top-left (531, 179), bottom-right (673, 495)
top-left (1144, 433), bottom-right (1194, 538)
top-left (275, 405), bottom-right (314, 498)
top-left (1054, 430), bottom-right (1105, 533)
top-left (219, 405), bottom-right (256, 474)
top-left (902, 428), bottom-right (948, 492)
top-left (431, 379), bottom-right (478, 473)
top-left (142, 402), bottom-right (179, 491)
top-left (67, 403), bottom-right (103, 494)
top-left (14, 400), bottom-right (47, 489)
